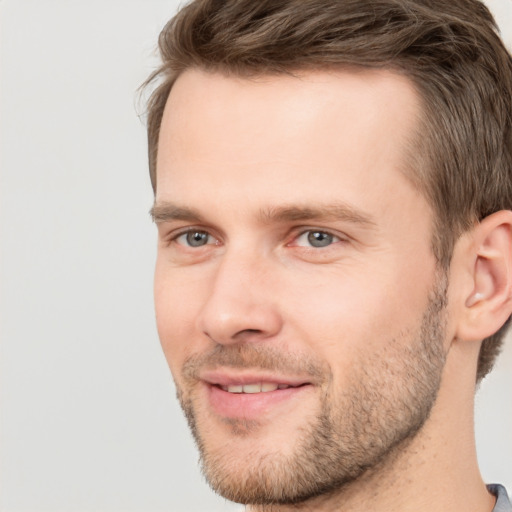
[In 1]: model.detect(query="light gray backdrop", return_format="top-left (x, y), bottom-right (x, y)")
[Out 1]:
top-left (1, 1), bottom-right (511, 511)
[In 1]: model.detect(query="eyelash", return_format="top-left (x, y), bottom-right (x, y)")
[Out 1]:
top-left (168, 227), bottom-right (344, 249)
top-left (171, 228), bottom-right (218, 248)
top-left (292, 230), bottom-right (342, 249)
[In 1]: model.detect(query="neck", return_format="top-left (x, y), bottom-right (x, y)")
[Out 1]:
top-left (248, 341), bottom-right (495, 512)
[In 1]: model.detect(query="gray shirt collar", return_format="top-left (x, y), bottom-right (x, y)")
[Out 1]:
top-left (488, 484), bottom-right (512, 512)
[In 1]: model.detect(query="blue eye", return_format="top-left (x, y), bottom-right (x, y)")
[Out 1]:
top-left (295, 230), bottom-right (340, 248)
top-left (176, 230), bottom-right (213, 247)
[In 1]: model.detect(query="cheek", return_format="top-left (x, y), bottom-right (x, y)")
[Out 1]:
top-left (283, 264), bottom-right (434, 367)
top-left (154, 263), bottom-right (204, 375)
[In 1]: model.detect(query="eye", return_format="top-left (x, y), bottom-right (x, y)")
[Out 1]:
top-left (175, 230), bottom-right (216, 247)
top-left (294, 230), bottom-right (341, 248)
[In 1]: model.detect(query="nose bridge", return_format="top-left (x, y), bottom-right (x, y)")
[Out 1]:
top-left (197, 245), bottom-right (282, 344)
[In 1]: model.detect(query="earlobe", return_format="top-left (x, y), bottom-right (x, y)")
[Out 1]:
top-left (456, 210), bottom-right (512, 342)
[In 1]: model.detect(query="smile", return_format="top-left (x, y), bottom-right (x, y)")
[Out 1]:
top-left (220, 382), bottom-right (296, 393)
top-left (202, 376), bottom-right (313, 419)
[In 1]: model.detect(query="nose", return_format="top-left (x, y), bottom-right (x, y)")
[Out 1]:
top-left (197, 251), bottom-right (283, 345)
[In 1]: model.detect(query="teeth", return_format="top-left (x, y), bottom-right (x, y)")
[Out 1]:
top-left (243, 384), bottom-right (261, 393)
top-left (221, 382), bottom-right (286, 393)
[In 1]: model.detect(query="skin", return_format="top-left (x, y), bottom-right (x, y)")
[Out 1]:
top-left (153, 68), bottom-right (510, 511)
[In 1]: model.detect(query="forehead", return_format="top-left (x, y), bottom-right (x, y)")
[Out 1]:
top-left (155, 68), bottom-right (422, 219)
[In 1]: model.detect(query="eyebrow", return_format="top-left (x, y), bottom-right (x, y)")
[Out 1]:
top-left (150, 203), bottom-right (205, 223)
top-left (258, 204), bottom-right (376, 227)
top-left (150, 201), bottom-right (377, 228)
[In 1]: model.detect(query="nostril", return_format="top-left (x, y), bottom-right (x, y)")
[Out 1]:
top-left (231, 328), bottom-right (266, 342)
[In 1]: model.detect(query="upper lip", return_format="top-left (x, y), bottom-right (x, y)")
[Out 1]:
top-left (200, 369), bottom-right (313, 388)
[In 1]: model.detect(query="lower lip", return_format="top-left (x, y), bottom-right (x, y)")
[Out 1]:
top-left (207, 384), bottom-right (312, 420)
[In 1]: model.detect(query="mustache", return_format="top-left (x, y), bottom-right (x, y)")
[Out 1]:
top-left (182, 343), bottom-right (329, 383)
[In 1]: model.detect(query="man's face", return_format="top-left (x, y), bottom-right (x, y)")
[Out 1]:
top-left (153, 69), bottom-right (448, 505)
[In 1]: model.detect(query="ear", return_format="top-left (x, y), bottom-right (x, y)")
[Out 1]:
top-left (455, 210), bottom-right (512, 342)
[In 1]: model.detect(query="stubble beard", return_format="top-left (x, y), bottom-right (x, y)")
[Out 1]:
top-left (175, 278), bottom-right (448, 506)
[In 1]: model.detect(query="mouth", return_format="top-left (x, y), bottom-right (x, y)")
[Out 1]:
top-left (200, 371), bottom-right (314, 419)
top-left (218, 382), bottom-right (307, 393)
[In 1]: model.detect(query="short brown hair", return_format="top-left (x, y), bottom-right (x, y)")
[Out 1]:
top-left (144, 0), bottom-right (512, 381)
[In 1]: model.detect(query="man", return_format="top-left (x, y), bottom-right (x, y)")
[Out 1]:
top-left (145, 0), bottom-right (512, 510)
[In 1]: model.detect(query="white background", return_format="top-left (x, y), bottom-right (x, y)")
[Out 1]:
top-left (1, 1), bottom-right (511, 511)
